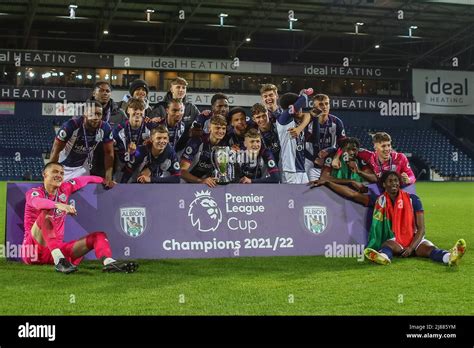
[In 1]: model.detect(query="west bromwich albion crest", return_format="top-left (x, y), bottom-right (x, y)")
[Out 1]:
top-left (120, 207), bottom-right (147, 237)
top-left (303, 206), bottom-right (328, 234)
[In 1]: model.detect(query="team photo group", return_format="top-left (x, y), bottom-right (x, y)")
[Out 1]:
top-left (22, 76), bottom-right (466, 274)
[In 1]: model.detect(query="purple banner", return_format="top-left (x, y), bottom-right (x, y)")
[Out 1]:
top-left (5, 183), bottom-right (413, 261)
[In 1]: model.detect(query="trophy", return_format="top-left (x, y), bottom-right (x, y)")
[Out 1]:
top-left (211, 146), bottom-right (234, 185)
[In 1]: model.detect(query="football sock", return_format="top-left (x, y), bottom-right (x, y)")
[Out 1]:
top-left (86, 232), bottom-right (113, 260)
top-left (429, 248), bottom-right (449, 263)
top-left (103, 257), bottom-right (116, 266)
top-left (379, 246), bottom-right (393, 260)
top-left (51, 248), bottom-right (66, 265)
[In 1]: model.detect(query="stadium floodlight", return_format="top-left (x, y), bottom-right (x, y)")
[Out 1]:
top-left (218, 13), bottom-right (228, 26)
top-left (69, 4), bottom-right (78, 19)
top-left (355, 22), bottom-right (364, 34)
top-left (103, 29), bottom-right (109, 35)
top-left (205, 13), bottom-right (235, 27)
top-left (245, 37), bottom-right (251, 42)
top-left (409, 25), bottom-right (418, 37)
top-left (146, 9), bottom-right (154, 22)
top-left (288, 17), bottom-right (298, 31)
top-left (374, 44), bottom-right (380, 48)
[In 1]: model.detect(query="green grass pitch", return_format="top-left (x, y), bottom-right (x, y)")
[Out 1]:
top-left (0, 181), bottom-right (472, 315)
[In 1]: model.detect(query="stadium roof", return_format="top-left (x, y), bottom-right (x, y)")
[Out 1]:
top-left (0, 0), bottom-right (473, 70)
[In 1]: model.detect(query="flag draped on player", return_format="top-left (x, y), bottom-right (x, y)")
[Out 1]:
top-left (367, 191), bottom-right (415, 250)
top-left (331, 160), bottom-right (363, 182)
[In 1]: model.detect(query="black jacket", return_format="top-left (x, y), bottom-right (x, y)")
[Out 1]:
top-left (149, 91), bottom-right (200, 129)
top-left (87, 97), bottom-right (126, 177)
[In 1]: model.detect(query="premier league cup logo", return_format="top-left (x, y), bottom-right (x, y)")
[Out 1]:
top-left (188, 190), bottom-right (223, 232)
top-left (211, 146), bottom-right (234, 185)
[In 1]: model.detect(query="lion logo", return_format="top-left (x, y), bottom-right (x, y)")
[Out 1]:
top-left (188, 190), bottom-right (222, 232)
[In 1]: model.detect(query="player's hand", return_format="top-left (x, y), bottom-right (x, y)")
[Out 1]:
top-left (318, 149), bottom-right (329, 159)
top-left (137, 175), bottom-right (151, 183)
top-left (231, 144), bottom-right (240, 153)
top-left (201, 110), bottom-right (212, 118)
top-left (347, 160), bottom-right (359, 173)
top-left (400, 246), bottom-right (415, 258)
top-left (190, 126), bottom-right (203, 138)
top-left (239, 176), bottom-right (252, 184)
top-left (128, 142), bottom-right (137, 154)
top-left (288, 127), bottom-right (302, 139)
top-left (145, 116), bottom-right (161, 123)
top-left (350, 181), bottom-right (367, 193)
top-left (309, 179), bottom-right (327, 188)
top-left (300, 88), bottom-right (314, 96)
top-left (55, 203), bottom-right (77, 216)
top-left (314, 157), bottom-right (324, 167)
top-left (310, 108), bottom-right (323, 118)
top-left (201, 177), bottom-right (217, 188)
top-left (332, 157), bottom-right (341, 169)
top-left (401, 172), bottom-right (411, 184)
top-left (102, 178), bottom-right (116, 189)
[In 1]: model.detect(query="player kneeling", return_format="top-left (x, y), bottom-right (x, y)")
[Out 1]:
top-left (21, 162), bottom-right (138, 274)
top-left (311, 171), bottom-right (466, 267)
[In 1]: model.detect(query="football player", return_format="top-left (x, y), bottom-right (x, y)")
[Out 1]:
top-left (311, 171), bottom-right (466, 266)
top-left (21, 162), bottom-right (138, 274)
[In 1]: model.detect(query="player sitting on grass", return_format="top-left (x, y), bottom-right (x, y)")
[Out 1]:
top-left (310, 171), bottom-right (466, 267)
top-left (21, 162), bottom-right (138, 274)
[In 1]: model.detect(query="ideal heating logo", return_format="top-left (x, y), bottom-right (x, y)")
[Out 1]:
top-left (425, 76), bottom-right (469, 107)
top-left (425, 77), bottom-right (468, 96)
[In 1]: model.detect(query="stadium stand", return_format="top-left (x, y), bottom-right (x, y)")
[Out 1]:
top-left (0, 116), bottom-right (60, 180)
